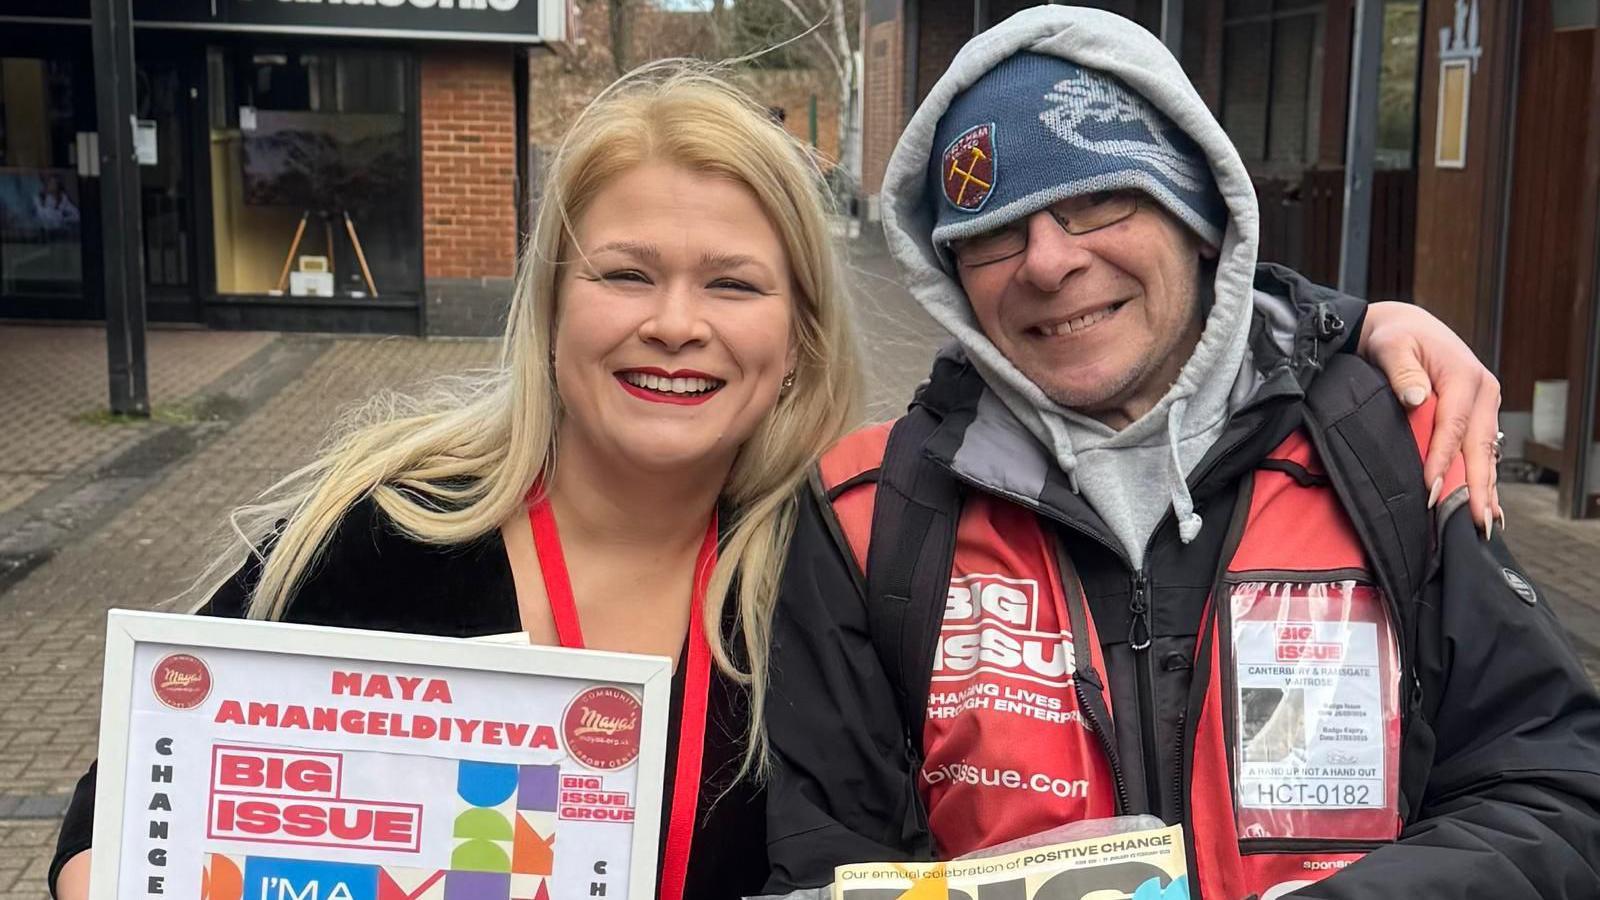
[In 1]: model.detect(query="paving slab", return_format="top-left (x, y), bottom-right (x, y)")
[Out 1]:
top-left (0, 326), bottom-right (276, 516)
top-left (0, 331), bottom-right (496, 899)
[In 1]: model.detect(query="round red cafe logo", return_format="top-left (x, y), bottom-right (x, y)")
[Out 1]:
top-left (151, 653), bottom-right (212, 710)
top-left (562, 686), bottom-right (642, 771)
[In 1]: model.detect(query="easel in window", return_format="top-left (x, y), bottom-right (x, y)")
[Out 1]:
top-left (273, 209), bottom-right (379, 297)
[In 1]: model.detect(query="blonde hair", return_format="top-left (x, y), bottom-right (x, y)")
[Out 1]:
top-left (190, 62), bottom-right (862, 776)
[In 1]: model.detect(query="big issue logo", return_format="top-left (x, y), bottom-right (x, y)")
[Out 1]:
top-left (562, 687), bottom-right (642, 771)
top-left (1274, 624), bottom-right (1346, 663)
top-left (934, 574), bottom-right (1076, 686)
top-left (153, 653), bottom-right (213, 710)
top-left (207, 746), bottom-right (423, 853)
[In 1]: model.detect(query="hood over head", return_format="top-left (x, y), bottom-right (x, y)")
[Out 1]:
top-left (881, 6), bottom-right (1261, 567)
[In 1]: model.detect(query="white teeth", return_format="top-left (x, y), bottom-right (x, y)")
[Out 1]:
top-left (621, 372), bottom-right (723, 394)
top-left (1040, 303), bottom-right (1119, 336)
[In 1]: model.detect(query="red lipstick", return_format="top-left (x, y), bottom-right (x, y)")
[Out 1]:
top-left (614, 368), bottom-right (725, 406)
top-left (619, 366), bottom-right (719, 379)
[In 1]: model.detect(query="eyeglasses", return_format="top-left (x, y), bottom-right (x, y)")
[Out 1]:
top-left (948, 191), bottom-right (1142, 268)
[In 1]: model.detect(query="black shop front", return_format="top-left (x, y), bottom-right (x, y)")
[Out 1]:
top-left (0, 0), bottom-right (556, 333)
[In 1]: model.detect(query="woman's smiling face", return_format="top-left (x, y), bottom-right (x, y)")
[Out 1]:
top-left (553, 161), bottom-right (798, 477)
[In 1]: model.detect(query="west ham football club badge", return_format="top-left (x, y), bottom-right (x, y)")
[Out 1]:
top-left (942, 123), bottom-right (996, 212)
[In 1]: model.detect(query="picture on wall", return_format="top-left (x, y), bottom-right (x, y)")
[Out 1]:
top-left (240, 110), bottom-right (408, 215)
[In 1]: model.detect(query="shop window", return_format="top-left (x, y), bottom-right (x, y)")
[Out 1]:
top-left (1375, 0), bottom-right (1422, 169)
top-left (1222, 0), bottom-right (1422, 174)
top-left (0, 57), bottom-right (82, 297)
top-left (207, 46), bottom-right (417, 299)
top-left (1220, 0), bottom-right (1325, 175)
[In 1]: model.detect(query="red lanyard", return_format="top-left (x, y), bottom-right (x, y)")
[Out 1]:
top-left (527, 494), bottom-right (716, 900)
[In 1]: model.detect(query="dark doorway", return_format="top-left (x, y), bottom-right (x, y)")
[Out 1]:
top-left (136, 50), bottom-right (206, 323)
top-left (0, 35), bottom-right (95, 319)
top-left (0, 28), bottom-right (207, 323)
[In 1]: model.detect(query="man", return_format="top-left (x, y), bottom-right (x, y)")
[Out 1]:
top-left (760, 7), bottom-right (1600, 899)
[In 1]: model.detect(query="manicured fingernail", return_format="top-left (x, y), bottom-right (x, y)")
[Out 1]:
top-left (1485, 515), bottom-right (1494, 542)
top-left (1427, 478), bottom-right (1443, 508)
top-left (1403, 387), bottom-right (1427, 407)
top-left (1498, 509), bottom-right (1507, 533)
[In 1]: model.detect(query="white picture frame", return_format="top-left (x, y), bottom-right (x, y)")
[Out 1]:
top-left (1434, 58), bottom-right (1473, 170)
top-left (89, 609), bottom-right (671, 900)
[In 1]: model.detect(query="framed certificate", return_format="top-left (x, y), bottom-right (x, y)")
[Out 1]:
top-left (89, 610), bottom-right (671, 900)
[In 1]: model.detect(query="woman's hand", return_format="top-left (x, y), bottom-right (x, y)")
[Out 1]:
top-left (53, 849), bottom-right (90, 900)
top-left (1360, 300), bottom-right (1503, 537)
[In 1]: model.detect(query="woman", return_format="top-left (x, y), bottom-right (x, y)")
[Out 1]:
top-left (49, 63), bottom-right (1501, 900)
top-left (52, 64), bottom-right (859, 900)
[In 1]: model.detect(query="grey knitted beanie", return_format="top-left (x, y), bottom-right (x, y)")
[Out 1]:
top-left (928, 51), bottom-right (1226, 249)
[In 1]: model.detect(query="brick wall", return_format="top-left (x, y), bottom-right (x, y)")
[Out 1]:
top-left (856, 0), bottom-right (970, 215)
top-left (862, 15), bottom-right (905, 198)
top-left (420, 47), bottom-right (518, 281)
top-left (742, 68), bottom-right (844, 165)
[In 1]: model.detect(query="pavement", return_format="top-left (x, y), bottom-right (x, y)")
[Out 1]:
top-left (2, 238), bottom-right (1598, 897)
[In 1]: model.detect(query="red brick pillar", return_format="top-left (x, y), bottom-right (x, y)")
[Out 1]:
top-left (862, 10), bottom-right (906, 210)
top-left (419, 46), bottom-right (519, 336)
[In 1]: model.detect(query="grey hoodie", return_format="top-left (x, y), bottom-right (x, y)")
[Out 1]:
top-left (880, 6), bottom-right (1262, 568)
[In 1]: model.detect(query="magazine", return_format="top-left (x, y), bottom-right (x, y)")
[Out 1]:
top-left (831, 823), bottom-right (1188, 900)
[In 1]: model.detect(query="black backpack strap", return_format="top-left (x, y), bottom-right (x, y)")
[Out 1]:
top-left (1298, 354), bottom-right (1432, 818)
top-left (1299, 355), bottom-right (1431, 614)
top-left (864, 406), bottom-right (963, 747)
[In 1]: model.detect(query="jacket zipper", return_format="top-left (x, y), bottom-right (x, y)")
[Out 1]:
top-left (902, 734), bottom-right (933, 849)
top-left (1054, 543), bottom-right (1133, 817)
top-left (1129, 572), bottom-right (1153, 652)
top-left (1072, 665), bottom-right (1131, 815)
top-left (1170, 708), bottom-right (1187, 822)
top-left (1129, 570), bottom-right (1167, 817)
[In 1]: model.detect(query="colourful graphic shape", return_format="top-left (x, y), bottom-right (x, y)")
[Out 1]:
top-left (512, 812), bottom-right (556, 876)
top-left (202, 853), bottom-right (243, 900)
top-left (242, 856), bottom-right (379, 900)
top-left (517, 764), bottom-right (560, 812)
top-left (510, 873), bottom-right (552, 900)
top-left (454, 807), bottom-right (515, 842)
top-left (455, 760), bottom-right (518, 875)
top-left (457, 761), bottom-right (519, 808)
top-left (378, 867), bottom-right (447, 900)
top-left (445, 870), bottom-right (510, 900)
top-left (452, 838), bottom-right (512, 873)
top-left (1132, 875), bottom-right (1190, 900)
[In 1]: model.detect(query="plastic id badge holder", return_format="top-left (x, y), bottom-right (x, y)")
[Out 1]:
top-left (1228, 578), bottom-right (1402, 842)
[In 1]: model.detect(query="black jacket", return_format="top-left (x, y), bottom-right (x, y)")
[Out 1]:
top-left (49, 497), bottom-right (769, 900)
top-left (762, 270), bottom-right (1600, 898)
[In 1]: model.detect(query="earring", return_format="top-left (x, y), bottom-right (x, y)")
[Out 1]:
top-left (781, 370), bottom-right (796, 393)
